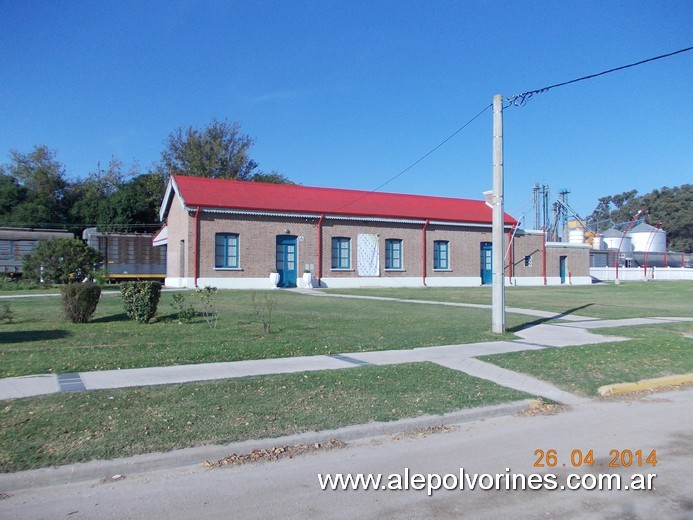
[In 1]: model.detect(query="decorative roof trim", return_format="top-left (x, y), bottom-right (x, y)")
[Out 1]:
top-left (184, 206), bottom-right (513, 229)
top-left (159, 176), bottom-right (187, 222)
top-left (190, 207), bottom-right (320, 220)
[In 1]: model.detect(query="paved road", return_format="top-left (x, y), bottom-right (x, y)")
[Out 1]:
top-left (2, 388), bottom-right (692, 520)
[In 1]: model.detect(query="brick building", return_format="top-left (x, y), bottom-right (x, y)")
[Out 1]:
top-left (156, 175), bottom-right (590, 289)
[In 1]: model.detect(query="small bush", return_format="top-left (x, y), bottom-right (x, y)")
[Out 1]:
top-left (197, 286), bottom-right (218, 329)
top-left (0, 303), bottom-right (14, 323)
top-left (251, 291), bottom-right (277, 333)
top-left (23, 238), bottom-right (102, 284)
top-left (121, 281), bottom-right (162, 324)
top-left (0, 276), bottom-right (44, 291)
top-left (61, 282), bottom-right (102, 323)
top-left (171, 293), bottom-right (196, 323)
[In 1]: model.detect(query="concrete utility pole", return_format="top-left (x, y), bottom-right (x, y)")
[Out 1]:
top-left (492, 94), bottom-right (506, 333)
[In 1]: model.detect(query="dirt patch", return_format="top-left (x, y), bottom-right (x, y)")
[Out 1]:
top-left (515, 400), bottom-right (569, 417)
top-left (391, 424), bottom-right (460, 440)
top-left (203, 438), bottom-right (347, 467)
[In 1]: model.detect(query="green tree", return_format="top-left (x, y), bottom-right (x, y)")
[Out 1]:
top-left (159, 119), bottom-right (291, 183)
top-left (22, 238), bottom-right (102, 284)
top-left (0, 173), bottom-right (27, 217)
top-left (68, 159), bottom-right (165, 232)
top-left (3, 146), bottom-right (69, 226)
top-left (638, 185), bottom-right (693, 252)
top-left (161, 119), bottom-right (258, 180)
top-left (250, 170), bottom-right (293, 184)
top-left (587, 184), bottom-right (692, 252)
top-left (69, 158), bottom-right (131, 227)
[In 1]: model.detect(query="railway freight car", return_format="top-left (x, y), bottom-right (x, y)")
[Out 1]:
top-left (82, 228), bottom-right (166, 281)
top-left (0, 227), bottom-right (75, 276)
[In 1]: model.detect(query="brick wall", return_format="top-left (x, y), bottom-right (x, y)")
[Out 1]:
top-left (165, 197), bottom-right (191, 279)
top-left (197, 213), bottom-right (319, 279)
top-left (165, 197), bottom-right (589, 287)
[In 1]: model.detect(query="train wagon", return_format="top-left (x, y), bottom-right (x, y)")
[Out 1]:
top-left (0, 227), bottom-right (75, 276)
top-left (82, 228), bottom-right (166, 281)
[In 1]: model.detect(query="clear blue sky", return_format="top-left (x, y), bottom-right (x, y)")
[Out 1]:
top-left (1, 0), bottom-right (691, 225)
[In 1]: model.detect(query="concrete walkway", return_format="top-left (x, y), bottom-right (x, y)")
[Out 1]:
top-left (1, 291), bottom-right (691, 404)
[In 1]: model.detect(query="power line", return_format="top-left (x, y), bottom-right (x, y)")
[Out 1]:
top-left (507, 45), bottom-right (693, 107)
top-left (335, 103), bottom-right (493, 211)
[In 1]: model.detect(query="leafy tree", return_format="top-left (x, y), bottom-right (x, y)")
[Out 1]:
top-left (22, 238), bottom-right (102, 284)
top-left (0, 173), bottom-right (27, 217)
top-left (159, 119), bottom-right (291, 184)
top-left (3, 146), bottom-right (69, 226)
top-left (250, 170), bottom-right (293, 184)
top-left (638, 185), bottom-right (693, 252)
top-left (69, 158), bottom-right (131, 227)
top-left (68, 158), bottom-right (164, 232)
top-left (587, 184), bottom-right (692, 252)
top-left (586, 189), bottom-right (639, 232)
top-left (160, 119), bottom-right (258, 180)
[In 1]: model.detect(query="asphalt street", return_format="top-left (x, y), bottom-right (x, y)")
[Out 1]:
top-left (2, 388), bottom-right (691, 520)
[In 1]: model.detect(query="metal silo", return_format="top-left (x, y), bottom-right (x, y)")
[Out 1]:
top-left (602, 228), bottom-right (633, 252)
top-left (627, 223), bottom-right (667, 253)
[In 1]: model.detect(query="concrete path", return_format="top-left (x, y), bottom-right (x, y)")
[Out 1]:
top-left (1, 291), bottom-right (690, 405)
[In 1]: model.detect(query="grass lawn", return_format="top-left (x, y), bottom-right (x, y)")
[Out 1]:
top-left (0, 363), bottom-right (530, 472)
top-left (1, 283), bottom-right (691, 472)
top-left (478, 322), bottom-right (693, 396)
top-left (0, 290), bottom-right (534, 378)
top-left (329, 281), bottom-right (693, 319)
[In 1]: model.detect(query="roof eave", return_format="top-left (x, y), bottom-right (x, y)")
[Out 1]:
top-left (159, 176), bottom-right (186, 222)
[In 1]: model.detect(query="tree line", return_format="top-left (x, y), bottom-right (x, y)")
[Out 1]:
top-left (0, 119), bottom-right (291, 233)
top-left (1, 118), bottom-right (690, 252)
top-left (586, 184), bottom-right (692, 252)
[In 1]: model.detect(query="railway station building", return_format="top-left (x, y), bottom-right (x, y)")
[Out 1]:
top-left (155, 175), bottom-right (590, 289)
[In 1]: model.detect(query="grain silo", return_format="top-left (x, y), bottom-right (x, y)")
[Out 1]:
top-left (602, 228), bottom-right (632, 252)
top-left (628, 223), bottom-right (667, 253)
top-left (592, 235), bottom-right (604, 250)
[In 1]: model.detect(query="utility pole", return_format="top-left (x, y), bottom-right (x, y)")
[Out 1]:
top-left (492, 94), bottom-right (505, 333)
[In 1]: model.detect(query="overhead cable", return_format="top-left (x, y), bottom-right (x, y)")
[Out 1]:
top-left (507, 45), bottom-right (693, 107)
top-left (336, 103), bottom-right (493, 211)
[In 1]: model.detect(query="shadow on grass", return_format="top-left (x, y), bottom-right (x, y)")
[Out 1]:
top-left (90, 313), bottom-right (129, 324)
top-left (153, 312), bottom-right (186, 323)
top-left (507, 303), bottom-right (595, 333)
top-left (0, 329), bottom-right (71, 343)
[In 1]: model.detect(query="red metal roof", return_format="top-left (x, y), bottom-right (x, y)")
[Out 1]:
top-left (168, 175), bottom-right (517, 225)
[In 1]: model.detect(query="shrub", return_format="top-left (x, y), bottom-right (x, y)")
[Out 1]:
top-left (61, 282), bottom-right (102, 323)
top-left (121, 281), bottom-right (162, 324)
top-left (251, 291), bottom-right (277, 333)
top-left (171, 293), bottom-right (196, 323)
top-left (23, 238), bottom-right (102, 284)
top-left (0, 276), bottom-right (44, 291)
top-left (196, 286), bottom-right (218, 329)
top-left (0, 303), bottom-right (14, 323)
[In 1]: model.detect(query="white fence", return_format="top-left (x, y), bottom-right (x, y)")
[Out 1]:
top-left (590, 267), bottom-right (693, 282)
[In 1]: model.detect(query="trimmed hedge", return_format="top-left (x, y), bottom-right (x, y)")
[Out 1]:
top-left (121, 281), bottom-right (162, 324)
top-left (61, 282), bottom-right (102, 323)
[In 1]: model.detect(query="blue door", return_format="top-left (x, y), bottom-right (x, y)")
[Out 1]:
top-left (560, 255), bottom-right (567, 284)
top-left (276, 235), bottom-right (297, 288)
top-left (480, 242), bottom-right (492, 285)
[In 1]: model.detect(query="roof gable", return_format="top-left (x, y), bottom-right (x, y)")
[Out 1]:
top-left (161, 175), bottom-right (517, 225)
